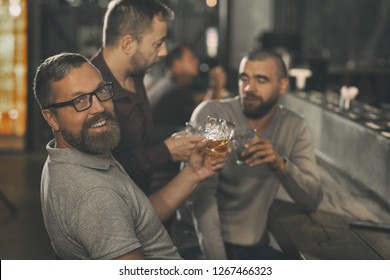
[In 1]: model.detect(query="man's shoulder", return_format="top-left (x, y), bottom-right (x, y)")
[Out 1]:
top-left (44, 157), bottom-right (127, 204)
top-left (192, 97), bottom-right (238, 119)
top-left (278, 105), bottom-right (305, 121)
top-left (198, 96), bottom-right (239, 110)
top-left (190, 97), bottom-right (240, 128)
top-left (47, 145), bottom-right (113, 169)
top-left (275, 105), bottom-right (308, 134)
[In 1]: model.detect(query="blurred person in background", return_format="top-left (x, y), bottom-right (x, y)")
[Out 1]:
top-left (148, 43), bottom-right (228, 141)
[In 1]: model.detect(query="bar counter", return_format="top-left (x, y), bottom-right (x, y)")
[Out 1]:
top-left (269, 91), bottom-right (390, 259)
top-left (280, 91), bottom-right (390, 204)
top-left (269, 199), bottom-right (390, 260)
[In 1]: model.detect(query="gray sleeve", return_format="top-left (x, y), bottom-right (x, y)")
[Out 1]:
top-left (275, 118), bottom-right (323, 211)
top-left (190, 100), bottom-right (214, 123)
top-left (68, 187), bottom-right (141, 259)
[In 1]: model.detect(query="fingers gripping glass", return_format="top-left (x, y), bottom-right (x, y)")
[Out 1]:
top-left (46, 82), bottom-right (114, 112)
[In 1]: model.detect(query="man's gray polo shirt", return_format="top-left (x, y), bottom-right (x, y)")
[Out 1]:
top-left (41, 139), bottom-right (180, 259)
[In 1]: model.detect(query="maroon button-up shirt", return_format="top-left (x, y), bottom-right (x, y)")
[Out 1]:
top-left (91, 49), bottom-right (172, 194)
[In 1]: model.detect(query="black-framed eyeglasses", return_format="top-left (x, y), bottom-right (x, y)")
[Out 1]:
top-left (45, 82), bottom-right (114, 112)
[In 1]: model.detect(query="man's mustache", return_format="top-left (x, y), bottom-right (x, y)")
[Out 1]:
top-left (243, 91), bottom-right (262, 102)
top-left (85, 111), bottom-right (117, 128)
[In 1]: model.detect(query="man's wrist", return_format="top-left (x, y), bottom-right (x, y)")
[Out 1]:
top-left (181, 165), bottom-right (201, 185)
top-left (273, 157), bottom-right (287, 171)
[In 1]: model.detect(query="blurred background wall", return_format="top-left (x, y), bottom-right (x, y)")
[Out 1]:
top-left (0, 0), bottom-right (389, 152)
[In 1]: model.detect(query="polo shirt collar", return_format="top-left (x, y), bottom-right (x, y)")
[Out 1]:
top-left (46, 139), bottom-right (115, 170)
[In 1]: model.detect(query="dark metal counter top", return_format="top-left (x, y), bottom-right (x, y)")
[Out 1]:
top-left (280, 91), bottom-right (390, 204)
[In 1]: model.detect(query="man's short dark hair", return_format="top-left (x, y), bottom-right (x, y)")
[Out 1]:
top-left (246, 49), bottom-right (288, 79)
top-left (103, 0), bottom-right (174, 47)
top-left (33, 53), bottom-right (89, 110)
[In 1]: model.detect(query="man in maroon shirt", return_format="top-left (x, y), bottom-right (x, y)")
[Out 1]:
top-left (91, 0), bottom-right (202, 194)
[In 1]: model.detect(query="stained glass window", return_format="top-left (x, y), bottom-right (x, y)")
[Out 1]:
top-left (0, 0), bottom-right (27, 149)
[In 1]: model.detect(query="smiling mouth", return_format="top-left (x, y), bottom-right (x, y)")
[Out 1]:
top-left (90, 119), bottom-right (107, 128)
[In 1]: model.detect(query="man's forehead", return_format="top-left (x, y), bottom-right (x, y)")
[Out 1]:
top-left (52, 64), bottom-right (103, 95)
top-left (240, 58), bottom-right (277, 74)
top-left (66, 63), bottom-right (100, 80)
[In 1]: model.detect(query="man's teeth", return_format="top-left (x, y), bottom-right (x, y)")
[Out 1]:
top-left (91, 119), bottom-right (107, 128)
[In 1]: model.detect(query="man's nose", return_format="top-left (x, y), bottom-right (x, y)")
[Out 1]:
top-left (244, 81), bottom-right (253, 92)
top-left (90, 95), bottom-right (105, 113)
top-left (158, 42), bottom-right (168, 57)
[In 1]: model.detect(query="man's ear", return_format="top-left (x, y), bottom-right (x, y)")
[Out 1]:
top-left (121, 35), bottom-right (137, 56)
top-left (279, 77), bottom-right (290, 96)
top-left (42, 109), bottom-right (60, 131)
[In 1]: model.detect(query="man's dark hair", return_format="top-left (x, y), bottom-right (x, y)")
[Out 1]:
top-left (246, 49), bottom-right (288, 79)
top-left (103, 0), bottom-right (174, 47)
top-left (33, 53), bottom-right (89, 110)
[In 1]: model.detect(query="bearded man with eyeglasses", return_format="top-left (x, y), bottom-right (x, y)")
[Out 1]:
top-left (33, 52), bottom-right (229, 260)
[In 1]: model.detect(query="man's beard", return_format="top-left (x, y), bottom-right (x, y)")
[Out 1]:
top-left (129, 48), bottom-right (153, 75)
top-left (61, 110), bottom-right (121, 155)
top-left (241, 92), bottom-right (279, 120)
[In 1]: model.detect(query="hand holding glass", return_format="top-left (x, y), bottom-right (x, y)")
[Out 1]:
top-left (232, 128), bottom-right (258, 164)
top-left (203, 116), bottom-right (235, 157)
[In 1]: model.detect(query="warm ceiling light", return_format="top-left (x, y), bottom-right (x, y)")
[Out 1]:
top-left (206, 0), bottom-right (217, 8)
